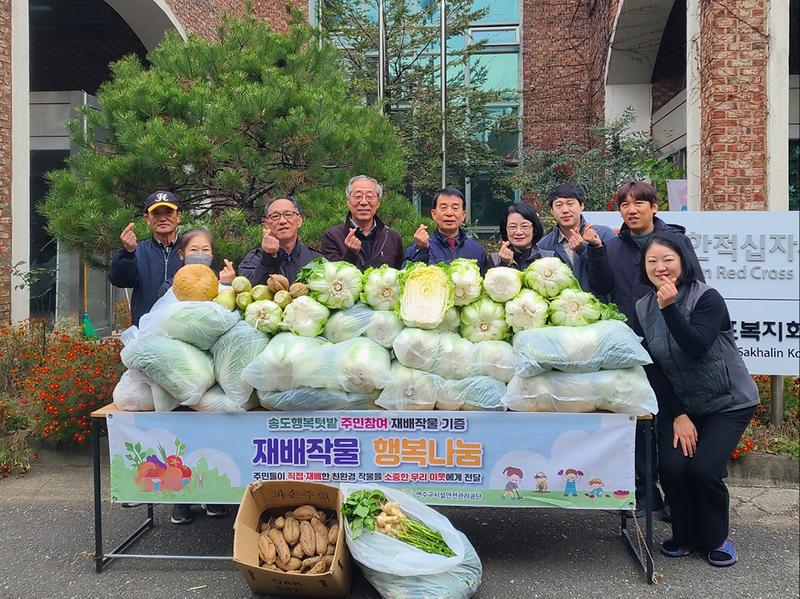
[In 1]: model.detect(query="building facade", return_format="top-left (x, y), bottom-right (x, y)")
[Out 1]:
top-left (1, 0), bottom-right (797, 324)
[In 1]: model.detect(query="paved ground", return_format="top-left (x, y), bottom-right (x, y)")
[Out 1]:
top-left (0, 447), bottom-right (797, 599)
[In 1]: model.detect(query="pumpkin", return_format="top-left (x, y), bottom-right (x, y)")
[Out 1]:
top-left (173, 264), bottom-right (219, 301)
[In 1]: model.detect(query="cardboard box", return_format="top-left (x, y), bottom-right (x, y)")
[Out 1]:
top-left (233, 482), bottom-right (352, 597)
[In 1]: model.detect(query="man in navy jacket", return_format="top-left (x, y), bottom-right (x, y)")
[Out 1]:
top-left (403, 187), bottom-right (489, 273)
top-left (107, 191), bottom-right (182, 326)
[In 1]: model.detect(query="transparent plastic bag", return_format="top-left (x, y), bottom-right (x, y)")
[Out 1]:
top-left (358, 531), bottom-right (482, 599)
top-left (211, 321), bottom-right (270, 407)
top-left (240, 333), bottom-right (327, 392)
top-left (439, 376), bottom-right (506, 412)
top-left (190, 384), bottom-right (256, 413)
top-left (512, 320), bottom-right (651, 376)
top-left (293, 337), bottom-right (392, 394)
top-left (376, 363), bottom-right (443, 411)
top-left (138, 299), bottom-right (240, 350)
top-left (258, 387), bottom-right (376, 411)
top-left (112, 370), bottom-right (155, 411)
top-left (392, 329), bottom-right (475, 380)
top-left (503, 368), bottom-right (657, 414)
top-left (366, 311), bottom-right (405, 348)
top-left (120, 335), bottom-right (215, 405)
top-left (472, 340), bottom-right (514, 383)
top-left (341, 484), bottom-right (466, 577)
top-left (324, 303), bottom-right (375, 343)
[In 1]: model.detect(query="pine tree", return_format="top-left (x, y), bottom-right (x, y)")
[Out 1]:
top-left (41, 11), bottom-right (412, 266)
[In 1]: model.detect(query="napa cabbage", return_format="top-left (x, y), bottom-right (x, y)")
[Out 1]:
top-left (324, 303), bottom-right (375, 343)
top-left (281, 295), bottom-right (330, 337)
top-left (504, 289), bottom-right (549, 333)
top-left (398, 263), bottom-right (453, 329)
top-left (361, 265), bottom-right (401, 311)
top-left (483, 267), bottom-right (522, 303)
top-left (548, 288), bottom-right (604, 327)
top-left (298, 258), bottom-right (363, 309)
top-left (244, 300), bottom-right (283, 334)
top-left (460, 297), bottom-right (509, 342)
top-left (522, 257), bottom-right (578, 298)
top-left (365, 310), bottom-right (405, 348)
top-left (448, 258), bottom-right (483, 306)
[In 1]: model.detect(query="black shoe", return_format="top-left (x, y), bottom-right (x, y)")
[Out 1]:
top-left (202, 504), bottom-right (229, 518)
top-left (170, 504), bottom-right (193, 525)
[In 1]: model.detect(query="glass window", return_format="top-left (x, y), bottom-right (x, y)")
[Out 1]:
top-left (470, 173), bottom-right (514, 227)
top-left (471, 27), bottom-right (518, 45)
top-left (472, 0), bottom-right (519, 24)
top-left (469, 53), bottom-right (518, 92)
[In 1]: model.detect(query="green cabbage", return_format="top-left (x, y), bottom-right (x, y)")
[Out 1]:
top-left (522, 257), bottom-right (578, 298)
top-left (504, 289), bottom-right (549, 333)
top-left (281, 295), bottom-right (331, 337)
top-left (241, 332), bottom-right (326, 392)
top-left (376, 362), bottom-right (443, 410)
top-left (548, 288), bottom-right (604, 327)
top-left (324, 303), bottom-right (375, 343)
top-left (459, 297), bottom-right (509, 342)
top-left (437, 306), bottom-right (460, 332)
top-left (361, 265), bottom-right (401, 311)
top-left (398, 263), bottom-right (453, 329)
top-left (298, 258), bottom-right (363, 309)
top-left (483, 267), bottom-right (522, 303)
top-left (448, 258), bottom-right (483, 306)
top-left (244, 300), bottom-right (283, 334)
top-left (211, 321), bottom-right (270, 406)
top-left (365, 310), bottom-right (405, 348)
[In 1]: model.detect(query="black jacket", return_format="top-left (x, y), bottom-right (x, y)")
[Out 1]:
top-left (584, 216), bottom-right (705, 332)
top-left (238, 240), bottom-right (322, 285)
top-left (488, 245), bottom-right (555, 270)
top-left (107, 236), bottom-right (182, 326)
top-left (320, 215), bottom-right (404, 271)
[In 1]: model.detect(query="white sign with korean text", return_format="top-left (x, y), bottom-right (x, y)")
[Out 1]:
top-left (585, 211), bottom-right (800, 376)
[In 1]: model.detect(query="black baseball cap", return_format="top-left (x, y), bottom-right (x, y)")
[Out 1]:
top-left (144, 191), bottom-right (179, 213)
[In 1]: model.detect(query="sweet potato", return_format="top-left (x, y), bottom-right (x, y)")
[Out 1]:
top-left (291, 542), bottom-right (305, 559)
top-left (273, 516), bottom-right (285, 530)
top-left (326, 544), bottom-right (335, 556)
top-left (276, 557), bottom-right (302, 572)
top-left (259, 521), bottom-right (271, 533)
top-left (311, 518), bottom-right (328, 556)
top-left (299, 520), bottom-right (316, 557)
top-left (258, 535), bottom-right (276, 565)
top-left (292, 505), bottom-right (318, 521)
top-left (327, 523), bottom-right (339, 545)
top-left (283, 516), bottom-right (300, 545)
top-left (308, 559), bottom-right (328, 575)
top-left (268, 528), bottom-right (291, 564)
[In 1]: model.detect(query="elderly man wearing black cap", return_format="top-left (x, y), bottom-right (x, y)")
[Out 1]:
top-left (108, 191), bottom-right (182, 326)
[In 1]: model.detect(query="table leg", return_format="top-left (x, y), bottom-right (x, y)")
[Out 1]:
top-left (92, 418), bottom-right (103, 573)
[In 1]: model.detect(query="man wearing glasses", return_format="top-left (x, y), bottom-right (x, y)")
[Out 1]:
top-left (320, 175), bottom-right (404, 270)
top-left (238, 197), bottom-right (322, 285)
top-left (537, 183), bottom-right (616, 293)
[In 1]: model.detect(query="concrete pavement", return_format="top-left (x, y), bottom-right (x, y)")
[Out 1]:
top-left (0, 446), bottom-right (797, 599)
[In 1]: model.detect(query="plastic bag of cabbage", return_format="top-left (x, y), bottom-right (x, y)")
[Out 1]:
top-left (192, 384), bottom-right (257, 412)
top-left (120, 336), bottom-right (215, 405)
top-left (393, 329), bottom-right (474, 379)
top-left (113, 370), bottom-right (156, 411)
top-left (292, 337), bottom-right (392, 394)
top-left (504, 367), bottom-right (658, 416)
top-left (365, 310), bottom-right (405, 348)
top-left (241, 333), bottom-right (327, 393)
top-left (211, 321), bottom-right (270, 407)
top-left (324, 303), bottom-right (375, 343)
top-left (437, 376), bottom-right (506, 411)
top-left (376, 363), bottom-right (444, 410)
top-left (138, 300), bottom-right (240, 350)
top-left (513, 320), bottom-right (652, 376)
top-left (258, 387), bottom-right (377, 411)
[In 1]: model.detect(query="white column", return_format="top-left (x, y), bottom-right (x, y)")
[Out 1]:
top-left (685, 0), bottom-right (702, 211)
top-left (766, 0), bottom-right (789, 211)
top-left (10, 0), bottom-right (30, 322)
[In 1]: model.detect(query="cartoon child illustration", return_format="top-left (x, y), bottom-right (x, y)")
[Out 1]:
top-left (502, 466), bottom-right (524, 500)
top-left (585, 477), bottom-right (608, 499)
top-left (534, 472), bottom-right (548, 493)
top-left (558, 468), bottom-right (583, 497)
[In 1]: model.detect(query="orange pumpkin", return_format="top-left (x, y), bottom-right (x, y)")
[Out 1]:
top-left (173, 264), bottom-right (219, 301)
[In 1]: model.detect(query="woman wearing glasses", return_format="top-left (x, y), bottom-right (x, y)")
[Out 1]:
top-left (490, 202), bottom-right (553, 270)
top-left (238, 197), bottom-right (323, 285)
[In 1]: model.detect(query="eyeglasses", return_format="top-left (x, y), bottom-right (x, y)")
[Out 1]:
top-left (266, 210), bottom-right (300, 222)
top-left (349, 192), bottom-right (378, 201)
top-left (507, 224), bottom-right (533, 232)
top-left (552, 200), bottom-right (579, 210)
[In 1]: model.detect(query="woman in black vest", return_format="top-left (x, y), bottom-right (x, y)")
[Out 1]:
top-left (634, 235), bottom-right (759, 567)
top-left (490, 202), bottom-right (553, 269)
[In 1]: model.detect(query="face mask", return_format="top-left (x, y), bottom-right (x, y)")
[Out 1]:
top-left (184, 252), bottom-right (213, 267)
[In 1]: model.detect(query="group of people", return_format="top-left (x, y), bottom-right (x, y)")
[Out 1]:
top-left (109, 177), bottom-right (759, 568)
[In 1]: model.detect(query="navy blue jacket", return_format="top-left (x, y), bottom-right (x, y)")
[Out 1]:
top-left (238, 239), bottom-right (322, 285)
top-left (537, 216), bottom-right (617, 293)
top-left (403, 229), bottom-right (489, 274)
top-left (584, 216), bottom-right (705, 332)
top-left (107, 236), bottom-right (182, 326)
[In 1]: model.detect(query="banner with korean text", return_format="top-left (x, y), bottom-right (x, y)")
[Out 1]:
top-left (587, 211), bottom-right (800, 375)
top-left (107, 410), bottom-right (636, 509)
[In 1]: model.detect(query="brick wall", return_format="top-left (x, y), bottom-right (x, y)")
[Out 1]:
top-left (164, 1), bottom-right (308, 38)
top-left (253, 0), bottom-right (309, 32)
top-left (699, 0), bottom-right (769, 210)
top-left (0, 2), bottom-right (11, 322)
